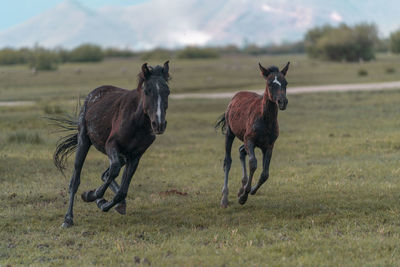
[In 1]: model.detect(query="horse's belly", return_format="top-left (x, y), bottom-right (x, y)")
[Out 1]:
top-left (86, 122), bottom-right (109, 154)
top-left (85, 107), bottom-right (113, 154)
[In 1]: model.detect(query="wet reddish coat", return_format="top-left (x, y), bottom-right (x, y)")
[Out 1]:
top-left (226, 90), bottom-right (279, 150)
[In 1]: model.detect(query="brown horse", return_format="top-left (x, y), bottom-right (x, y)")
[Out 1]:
top-left (52, 61), bottom-right (170, 227)
top-left (215, 62), bottom-right (290, 207)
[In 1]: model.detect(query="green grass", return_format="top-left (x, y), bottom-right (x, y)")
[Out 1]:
top-left (2, 87), bottom-right (400, 265)
top-left (1, 53), bottom-right (400, 101)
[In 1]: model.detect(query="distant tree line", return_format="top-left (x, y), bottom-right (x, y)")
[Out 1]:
top-left (1, 23), bottom-right (400, 70)
top-left (0, 44), bottom-right (135, 70)
top-left (0, 43), bottom-right (305, 70)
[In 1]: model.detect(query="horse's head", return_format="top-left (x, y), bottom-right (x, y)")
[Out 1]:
top-left (259, 62), bottom-right (290, 110)
top-left (139, 61), bottom-right (170, 134)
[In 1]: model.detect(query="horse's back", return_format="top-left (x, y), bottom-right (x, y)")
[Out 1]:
top-left (226, 91), bottom-right (263, 141)
top-left (230, 91), bottom-right (262, 107)
top-left (84, 85), bottom-right (137, 153)
top-left (86, 85), bottom-right (127, 106)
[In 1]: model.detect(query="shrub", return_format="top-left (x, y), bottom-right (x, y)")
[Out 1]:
top-left (358, 69), bottom-right (368, 76)
top-left (385, 67), bottom-right (395, 74)
top-left (216, 45), bottom-right (241, 55)
top-left (375, 38), bottom-right (390, 53)
top-left (55, 47), bottom-right (72, 63)
top-left (243, 44), bottom-right (267, 55)
top-left (176, 46), bottom-right (219, 59)
top-left (305, 23), bottom-right (378, 62)
top-left (69, 44), bottom-right (103, 62)
top-left (0, 48), bottom-right (31, 65)
top-left (43, 104), bottom-right (63, 114)
top-left (28, 47), bottom-right (59, 71)
top-left (140, 48), bottom-right (174, 61)
top-left (104, 48), bottom-right (136, 58)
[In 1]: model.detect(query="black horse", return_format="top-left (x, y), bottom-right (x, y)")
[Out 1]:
top-left (52, 61), bottom-right (170, 227)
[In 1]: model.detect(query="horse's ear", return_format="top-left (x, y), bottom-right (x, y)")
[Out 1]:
top-left (162, 60), bottom-right (170, 80)
top-left (259, 63), bottom-right (270, 78)
top-left (141, 63), bottom-right (150, 79)
top-left (281, 61), bottom-right (290, 76)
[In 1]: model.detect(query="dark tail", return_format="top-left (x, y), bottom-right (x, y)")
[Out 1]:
top-left (46, 113), bottom-right (79, 175)
top-left (214, 113), bottom-right (227, 134)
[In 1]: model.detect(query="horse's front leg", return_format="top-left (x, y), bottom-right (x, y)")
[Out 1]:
top-left (238, 140), bottom-right (256, 205)
top-left (96, 156), bottom-right (140, 212)
top-left (251, 145), bottom-right (273, 195)
top-left (81, 146), bottom-right (121, 202)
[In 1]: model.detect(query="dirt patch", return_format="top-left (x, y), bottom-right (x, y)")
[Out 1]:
top-left (159, 189), bottom-right (188, 196)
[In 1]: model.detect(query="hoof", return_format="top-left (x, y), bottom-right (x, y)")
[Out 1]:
top-left (81, 190), bottom-right (97, 202)
top-left (61, 218), bottom-right (73, 228)
top-left (115, 202), bottom-right (126, 215)
top-left (250, 187), bottom-right (258, 195)
top-left (237, 187), bottom-right (245, 197)
top-left (238, 194), bottom-right (248, 205)
top-left (96, 198), bottom-right (107, 211)
top-left (221, 196), bottom-right (228, 208)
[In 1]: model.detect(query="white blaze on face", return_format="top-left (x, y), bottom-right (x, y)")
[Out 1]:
top-left (273, 76), bottom-right (281, 87)
top-left (156, 83), bottom-right (161, 124)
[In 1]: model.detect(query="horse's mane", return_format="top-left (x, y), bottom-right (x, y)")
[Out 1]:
top-left (137, 65), bottom-right (171, 91)
top-left (267, 66), bottom-right (280, 73)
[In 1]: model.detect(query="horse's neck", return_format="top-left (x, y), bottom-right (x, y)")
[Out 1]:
top-left (262, 91), bottom-right (278, 121)
top-left (126, 91), bottom-right (150, 128)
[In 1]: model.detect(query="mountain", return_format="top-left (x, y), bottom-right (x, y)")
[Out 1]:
top-left (0, 0), bottom-right (399, 50)
top-left (0, 1), bottom-right (136, 48)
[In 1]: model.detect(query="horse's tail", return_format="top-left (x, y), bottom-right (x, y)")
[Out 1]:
top-left (47, 114), bottom-right (78, 174)
top-left (215, 113), bottom-right (227, 134)
top-left (46, 100), bottom-right (83, 175)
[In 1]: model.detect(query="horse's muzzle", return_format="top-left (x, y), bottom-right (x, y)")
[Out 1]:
top-left (278, 98), bottom-right (288, 110)
top-left (151, 120), bottom-right (167, 134)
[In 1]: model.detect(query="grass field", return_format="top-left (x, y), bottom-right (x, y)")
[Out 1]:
top-left (1, 53), bottom-right (400, 101)
top-left (1, 55), bottom-right (400, 265)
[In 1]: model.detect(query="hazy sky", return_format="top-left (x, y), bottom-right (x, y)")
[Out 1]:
top-left (0, 0), bottom-right (147, 30)
top-left (1, 0), bottom-right (398, 49)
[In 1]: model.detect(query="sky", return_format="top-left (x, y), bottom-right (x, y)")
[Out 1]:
top-left (0, 0), bottom-right (147, 31)
top-left (0, 0), bottom-right (398, 49)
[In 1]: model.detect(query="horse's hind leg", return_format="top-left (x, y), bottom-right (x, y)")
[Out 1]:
top-left (62, 131), bottom-right (91, 228)
top-left (238, 140), bottom-right (256, 205)
top-left (237, 145), bottom-right (248, 197)
top-left (221, 127), bottom-right (235, 208)
top-left (100, 166), bottom-right (127, 215)
top-left (81, 145), bottom-right (121, 203)
top-left (251, 145), bottom-right (273, 195)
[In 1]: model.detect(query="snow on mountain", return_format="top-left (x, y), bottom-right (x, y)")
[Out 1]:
top-left (0, 0), bottom-right (399, 50)
top-left (0, 0), bottom-right (136, 48)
